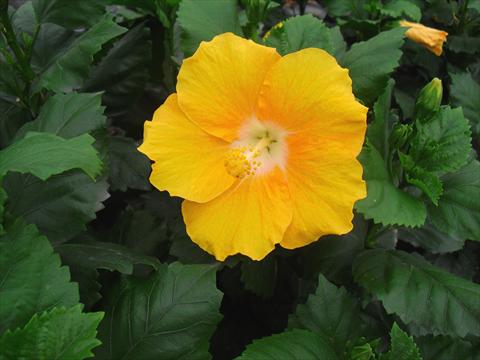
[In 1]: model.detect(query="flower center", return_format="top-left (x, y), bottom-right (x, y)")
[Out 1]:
top-left (224, 119), bottom-right (287, 179)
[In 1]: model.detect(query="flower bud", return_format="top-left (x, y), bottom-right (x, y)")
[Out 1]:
top-left (414, 78), bottom-right (443, 122)
top-left (399, 20), bottom-right (448, 56)
top-left (242, 0), bottom-right (272, 24)
top-left (390, 124), bottom-right (413, 150)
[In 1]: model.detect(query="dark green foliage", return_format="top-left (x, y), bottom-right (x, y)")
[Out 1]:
top-left (3, 172), bottom-right (110, 244)
top-left (0, 305), bottom-right (104, 360)
top-left (0, 133), bottom-right (101, 180)
top-left (288, 274), bottom-right (363, 355)
top-left (264, 14), bottom-right (333, 55)
top-left (450, 71), bottom-right (480, 136)
top-left (15, 92), bottom-right (106, 139)
top-left (177, 0), bottom-right (242, 56)
top-left (95, 263), bottom-right (222, 359)
top-left (354, 249), bottom-right (480, 337)
top-left (36, 16), bottom-right (127, 93)
top-left (428, 158), bottom-right (480, 240)
top-left (235, 329), bottom-right (338, 360)
top-left (0, 219), bottom-right (79, 333)
top-left (382, 323), bottom-right (422, 360)
top-left (56, 241), bottom-right (160, 274)
top-left (107, 136), bottom-right (151, 191)
top-left (339, 27), bottom-right (406, 105)
top-left (356, 143), bottom-right (427, 227)
top-left (0, 1), bottom-right (479, 359)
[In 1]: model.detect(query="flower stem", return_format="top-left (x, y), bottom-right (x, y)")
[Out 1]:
top-left (458, 0), bottom-right (470, 32)
top-left (0, 0), bottom-right (35, 84)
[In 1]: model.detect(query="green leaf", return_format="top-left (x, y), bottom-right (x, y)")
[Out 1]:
top-left (11, 1), bottom-right (37, 36)
top-left (469, 0), bottom-right (480, 12)
top-left (110, 207), bottom-right (168, 257)
top-left (353, 249), bottom-right (480, 337)
top-left (447, 35), bottom-right (480, 55)
top-left (0, 101), bottom-right (29, 148)
top-left (427, 242), bottom-right (479, 281)
top-left (36, 16), bottom-right (127, 93)
top-left (328, 26), bottom-right (347, 58)
top-left (0, 219), bottom-right (79, 333)
top-left (0, 59), bottom-right (25, 101)
top-left (339, 27), bottom-right (406, 105)
top-left (3, 171), bottom-right (109, 244)
top-left (264, 15), bottom-right (333, 55)
top-left (355, 143), bottom-right (426, 227)
top-left (289, 274), bottom-right (363, 354)
top-left (30, 23), bottom-right (74, 74)
top-left (381, 0), bottom-right (422, 21)
top-left (416, 335), bottom-right (480, 360)
top-left (450, 72), bottom-right (480, 135)
top-left (395, 87), bottom-right (415, 119)
top-left (324, 0), bottom-right (368, 18)
top-left (406, 170), bottom-right (442, 205)
top-left (428, 158), bottom-right (480, 240)
top-left (96, 263), bottom-right (223, 360)
top-left (338, 18), bottom-right (381, 39)
top-left (235, 329), bottom-right (338, 360)
top-left (82, 24), bottom-right (151, 115)
top-left (32, 0), bottom-right (106, 29)
top-left (15, 92), bottom-right (106, 140)
top-left (56, 241), bottom-right (160, 274)
top-left (423, 0), bottom-right (455, 25)
top-left (241, 255), bottom-right (277, 298)
top-left (112, 0), bottom-right (157, 14)
top-left (107, 136), bottom-right (151, 192)
top-left (0, 305), bottom-right (103, 360)
top-left (169, 226), bottom-right (216, 264)
top-left (69, 265), bottom-right (102, 310)
top-left (0, 187), bottom-right (6, 232)
top-left (0, 132), bottom-right (102, 180)
top-left (177, 0), bottom-right (241, 56)
top-left (399, 222), bottom-right (465, 254)
top-left (367, 78), bottom-right (395, 159)
top-left (409, 106), bottom-right (472, 173)
top-left (382, 323), bottom-right (422, 360)
top-left (399, 153), bottom-right (443, 205)
top-left (299, 216), bottom-right (366, 284)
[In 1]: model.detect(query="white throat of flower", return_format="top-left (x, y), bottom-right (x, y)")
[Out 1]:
top-left (224, 118), bottom-right (287, 179)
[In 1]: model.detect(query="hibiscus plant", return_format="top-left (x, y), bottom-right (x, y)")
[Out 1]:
top-left (0, 0), bottom-right (479, 359)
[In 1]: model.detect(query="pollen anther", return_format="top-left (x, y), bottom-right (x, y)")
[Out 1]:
top-left (224, 136), bottom-right (277, 179)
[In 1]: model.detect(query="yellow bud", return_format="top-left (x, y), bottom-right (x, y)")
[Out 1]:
top-left (399, 20), bottom-right (448, 56)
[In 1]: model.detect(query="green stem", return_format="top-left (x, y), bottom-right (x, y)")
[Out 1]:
top-left (458, 0), bottom-right (470, 32)
top-left (0, 1), bottom-right (35, 83)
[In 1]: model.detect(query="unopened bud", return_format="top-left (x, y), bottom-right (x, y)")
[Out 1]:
top-left (414, 78), bottom-right (442, 122)
top-left (242, 0), bottom-right (272, 24)
top-left (390, 124), bottom-right (413, 150)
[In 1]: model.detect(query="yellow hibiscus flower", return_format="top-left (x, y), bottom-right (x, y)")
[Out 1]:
top-left (400, 20), bottom-right (448, 56)
top-left (139, 33), bottom-right (367, 261)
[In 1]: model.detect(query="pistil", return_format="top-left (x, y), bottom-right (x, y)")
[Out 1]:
top-left (224, 133), bottom-right (275, 179)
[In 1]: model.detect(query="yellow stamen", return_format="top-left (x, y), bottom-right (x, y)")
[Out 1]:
top-left (224, 135), bottom-right (274, 179)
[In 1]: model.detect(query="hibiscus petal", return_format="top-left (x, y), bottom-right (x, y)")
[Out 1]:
top-left (257, 48), bottom-right (367, 155)
top-left (138, 94), bottom-right (234, 203)
top-left (280, 136), bottom-right (366, 249)
top-left (182, 168), bottom-right (292, 261)
top-left (177, 32), bottom-right (280, 142)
